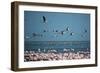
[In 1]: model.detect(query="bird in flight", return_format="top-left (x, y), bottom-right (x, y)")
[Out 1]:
top-left (32, 33), bottom-right (43, 37)
top-left (66, 27), bottom-right (69, 31)
top-left (84, 29), bottom-right (87, 33)
top-left (70, 32), bottom-right (74, 36)
top-left (42, 16), bottom-right (47, 24)
top-left (43, 30), bottom-right (46, 32)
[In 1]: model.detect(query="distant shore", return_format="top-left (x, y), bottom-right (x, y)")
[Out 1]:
top-left (24, 48), bottom-right (90, 62)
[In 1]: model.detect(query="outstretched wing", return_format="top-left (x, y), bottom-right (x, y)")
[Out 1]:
top-left (42, 16), bottom-right (47, 23)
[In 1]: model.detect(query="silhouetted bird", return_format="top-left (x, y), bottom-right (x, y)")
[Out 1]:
top-left (66, 27), bottom-right (69, 31)
top-left (84, 29), bottom-right (87, 33)
top-left (55, 30), bottom-right (58, 32)
top-left (32, 33), bottom-right (43, 37)
top-left (42, 16), bottom-right (47, 23)
top-left (43, 30), bottom-right (46, 32)
top-left (70, 32), bottom-right (74, 36)
top-left (33, 33), bottom-right (36, 36)
top-left (61, 31), bottom-right (64, 35)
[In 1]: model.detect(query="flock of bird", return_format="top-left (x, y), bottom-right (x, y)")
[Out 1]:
top-left (26, 16), bottom-right (88, 39)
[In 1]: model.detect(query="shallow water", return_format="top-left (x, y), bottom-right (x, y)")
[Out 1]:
top-left (24, 41), bottom-right (90, 53)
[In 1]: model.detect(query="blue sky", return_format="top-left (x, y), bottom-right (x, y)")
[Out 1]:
top-left (24, 11), bottom-right (90, 41)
